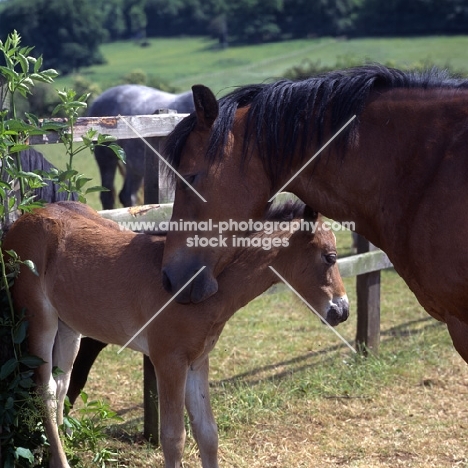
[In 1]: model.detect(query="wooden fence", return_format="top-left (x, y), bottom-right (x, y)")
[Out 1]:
top-left (31, 112), bottom-right (393, 442)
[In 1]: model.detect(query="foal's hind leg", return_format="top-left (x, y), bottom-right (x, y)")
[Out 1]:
top-left (185, 356), bottom-right (219, 468)
top-left (27, 308), bottom-right (71, 467)
top-left (53, 321), bottom-right (81, 425)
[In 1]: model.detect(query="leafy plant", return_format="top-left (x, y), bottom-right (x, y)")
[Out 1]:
top-left (62, 392), bottom-right (122, 468)
top-left (0, 30), bottom-right (123, 467)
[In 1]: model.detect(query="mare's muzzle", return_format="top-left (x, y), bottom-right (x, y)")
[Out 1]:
top-left (162, 259), bottom-right (218, 304)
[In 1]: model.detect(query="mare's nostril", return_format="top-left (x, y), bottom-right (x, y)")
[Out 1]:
top-left (162, 270), bottom-right (172, 294)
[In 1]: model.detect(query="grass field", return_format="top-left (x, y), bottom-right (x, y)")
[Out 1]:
top-left (35, 36), bottom-right (468, 466)
top-left (55, 35), bottom-right (468, 96)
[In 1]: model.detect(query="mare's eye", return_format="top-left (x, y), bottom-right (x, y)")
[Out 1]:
top-left (324, 253), bottom-right (337, 265)
top-left (179, 174), bottom-right (196, 189)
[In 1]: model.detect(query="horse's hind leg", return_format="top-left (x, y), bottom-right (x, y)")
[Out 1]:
top-left (446, 314), bottom-right (468, 364)
top-left (94, 144), bottom-right (118, 210)
top-left (27, 307), bottom-right (71, 467)
top-left (119, 168), bottom-right (143, 207)
top-left (67, 337), bottom-right (107, 405)
top-left (118, 140), bottom-right (144, 207)
top-left (53, 321), bottom-right (81, 424)
top-left (185, 356), bottom-right (219, 468)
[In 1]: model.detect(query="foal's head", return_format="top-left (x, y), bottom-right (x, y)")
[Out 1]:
top-left (264, 202), bottom-right (349, 326)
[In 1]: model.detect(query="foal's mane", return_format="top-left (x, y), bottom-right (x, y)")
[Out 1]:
top-left (143, 201), bottom-right (306, 236)
top-left (164, 64), bottom-right (468, 186)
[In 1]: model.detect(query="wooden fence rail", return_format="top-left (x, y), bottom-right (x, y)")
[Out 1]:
top-left (32, 113), bottom-right (393, 443)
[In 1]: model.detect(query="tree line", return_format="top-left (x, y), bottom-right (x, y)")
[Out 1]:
top-left (1, 0), bottom-right (468, 74)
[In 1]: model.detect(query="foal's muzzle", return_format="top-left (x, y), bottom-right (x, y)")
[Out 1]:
top-left (325, 295), bottom-right (350, 326)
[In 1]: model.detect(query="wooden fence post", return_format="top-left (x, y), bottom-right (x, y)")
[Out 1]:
top-left (142, 133), bottom-right (161, 444)
top-left (355, 235), bottom-right (381, 354)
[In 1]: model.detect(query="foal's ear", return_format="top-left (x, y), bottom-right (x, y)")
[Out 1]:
top-left (303, 205), bottom-right (318, 222)
top-left (192, 84), bottom-right (219, 130)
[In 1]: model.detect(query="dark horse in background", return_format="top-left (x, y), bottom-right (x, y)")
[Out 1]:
top-left (2, 148), bottom-right (78, 224)
top-left (88, 84), bottom-right (195, 209)
top-left (20, 148), bottom-right (78, 202)
top-left (160, 65), bottom-right (468, 366)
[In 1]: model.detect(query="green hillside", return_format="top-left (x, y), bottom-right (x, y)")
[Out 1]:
top-left (56, 35), bottom-right (468, 97)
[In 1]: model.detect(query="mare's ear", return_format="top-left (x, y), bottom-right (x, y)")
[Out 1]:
top-left (192, 84), bottom-right (219, 130)
top-left (303, 205), bottom-right (318, 222)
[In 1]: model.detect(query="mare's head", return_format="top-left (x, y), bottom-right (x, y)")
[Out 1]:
top-left (162, 67), bottom-right (384, 302)
top-left (161, 85), bottom-right (272, 303)
top-left (263, 202), bottom-right (349, 326)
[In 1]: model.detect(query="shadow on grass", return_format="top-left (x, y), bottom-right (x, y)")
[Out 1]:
top-left (212, 316), bottom-right (442, 388)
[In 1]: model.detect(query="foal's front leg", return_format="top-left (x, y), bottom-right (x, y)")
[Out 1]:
top-left (185, 356), bottom-right (219, 468)
top-left (153, 357), bottom-right (189, 468)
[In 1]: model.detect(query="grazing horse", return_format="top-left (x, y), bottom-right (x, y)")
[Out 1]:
top-left (3, 200), bottom-right (348, 468)
top-left (160, 64), bottom-right (468, 365)
top-left (88, 84), bottom-right (195, 209)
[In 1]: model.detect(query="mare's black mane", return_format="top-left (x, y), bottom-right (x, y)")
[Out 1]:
top-left (164, 64), bottom-right (468, 186)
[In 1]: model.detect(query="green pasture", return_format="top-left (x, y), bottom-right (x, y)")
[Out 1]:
top-left (55, 35), bottom-right (468, 97)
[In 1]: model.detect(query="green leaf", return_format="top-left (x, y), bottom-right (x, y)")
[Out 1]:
top-left (96, 134), bottom-right (116, 144)
top-left (19, 354), bottom-right (46, 368)
top-left (17, 53), bottom-right (29, 74)
top-left (41, 68), bottom-right (59, 79)
top-left (108, 143), bottom-right (126, 162)
top-left (18, 377), bottom-right (34, 389)
top-left (0, 358), bottom-right (18, 379)
top-left (85, 185), bottom-right (109, 194)
top-left (0, 66), bottom-right (18, 81)
top-left (80, 391), bottom-right (88, 404)
top-left (5, 249), bottom-right (19, 261)
top-left (23, 259), bottom-right (39, 276)
top-left (9, 144), bottom-right (31, 154)
top-left (58, 169), bottom-right (78, 182)
top-left (34, 55), bottom-right (43, 73)
top-left (76, 177), bottom-right (92, 190)
top-left (15, 447), bottom-right (34, 463)
top-left (13, 320), bottom-right (28, 344)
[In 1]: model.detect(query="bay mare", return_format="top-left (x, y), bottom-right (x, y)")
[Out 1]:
top-left (3, 201), bottom-right (348, 468)
top-left (160, 64), bottom-right (468, 365)
top-left (88, 84), bottom-right (194, 209)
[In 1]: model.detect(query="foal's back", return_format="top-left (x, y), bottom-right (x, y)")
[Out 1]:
top-left (3, 202), bottom-right (166, 352)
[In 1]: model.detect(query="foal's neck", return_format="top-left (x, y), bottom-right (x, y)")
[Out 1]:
top-left (220, 232), bottom-right (291, 306)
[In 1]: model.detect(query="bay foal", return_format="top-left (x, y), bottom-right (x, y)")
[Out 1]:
top-left (3, 201), bottom-right (348, 468)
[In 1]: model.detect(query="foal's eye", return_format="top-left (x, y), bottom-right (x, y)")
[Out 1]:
top-left (324, 253), bottom-right (337, 265)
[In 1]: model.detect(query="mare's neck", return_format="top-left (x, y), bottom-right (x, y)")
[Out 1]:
top-left (291, 87), bottom-right (468, 252)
